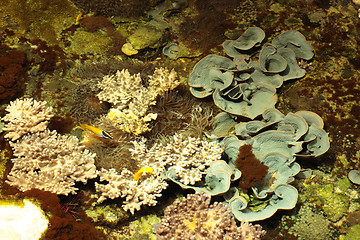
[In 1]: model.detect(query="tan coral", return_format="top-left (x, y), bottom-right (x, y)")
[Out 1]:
top-left (6, 130), bottom-right (97, 195)
top-left (130, 134), bottom-right (223, 185)
top-left (107, 108), bottom-right (157, 135)
top-left (97, 68), bottom-right (180, 135)
top-left (155, 192), bottom-right (266, 240)
top-left (95, 168), bottom-right (168, 214)
top-left (94, 134), bottom-right (223, 213)
top-left (2, 98), bottom-right (54, 141)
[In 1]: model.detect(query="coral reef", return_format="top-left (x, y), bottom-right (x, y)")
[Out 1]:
top-left (348, 170), bottom-right (360, 185)
top-left (0, 0), bottom-right (78, 45)
top-left (97, 67), bottom-right (180, 135)
top-left (155, 192), bottom-right (265, 240)
top-left (220, 109), bottom-right (329, 221)
top-left (340, 224), bottom-right (360, 240)
top-left (2, 98), bottom-right (54, 141)
top-left (167, 108), bottom-right (329, 221)
top-left (71, 0), bottom-right (154, 19)
top-left (1, 0), bottom-right (360, 239)
top-left (136, 134), bottom-right (223, 186)
top-left (6, 129), bottom-right (97, 195)
top-left (149, 84), bottom-right (215, 142)
top-left (126, 215), bottom-right (160, 240)
top-left (102, 214), bottom-right (160, 240)
top-left (95, 134), bottom-right (223, 213)
top-left (298, 170), bottom-right (351, 222)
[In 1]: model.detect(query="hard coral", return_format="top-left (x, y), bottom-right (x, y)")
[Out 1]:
top-left (94, 134), bottom-right (222, 213)
top-left (2, 98), bottom-right (54, 141)
top-left (155, 192), bottom-right (265, 240)
top-left (95, 168), bottom-right (168, 214)
top-left (130, 134), bottom-right (223, 186)
top-left (97, 67), bottom-right (180, 135)
top-left (6, 129), bottom-right (97, 195)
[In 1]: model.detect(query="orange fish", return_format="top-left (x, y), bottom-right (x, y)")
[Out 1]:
top-left (80, 123), bottom-right (113, 140)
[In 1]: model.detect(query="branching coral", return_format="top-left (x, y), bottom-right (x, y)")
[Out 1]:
top-left (97, 67), bottom-right (180, 135)
top-left (130, 134), bottom-right (223, 186)
top-left (6, 129), bottom-right (97, 195)
top-left (94, 134), bottom-right (223, 213)
top-left (155, 192), bottom-right (265, 240)
top-left (95, 168), bottom-right (168, 214)
top-left (2, 98), bottom-right (54, 141)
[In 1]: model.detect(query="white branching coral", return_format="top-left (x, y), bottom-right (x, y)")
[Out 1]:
top-left (2, 98), bottom-right (54, 141)
top-left (97, 67), bottom-right (180, 135)
top-left (130, 134), bottom-right (223, 185)
top-left (95, 134), bottom-right (223, 213)
top-left (95, 168), bottom-right (168, 214)
top-left (6, 130), bottom-right (97, 195)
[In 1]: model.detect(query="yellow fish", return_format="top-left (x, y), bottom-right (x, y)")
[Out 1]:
top-left (134, 167), bottom-right (154, 181)
top-left (80, 123), bottom-right (114, 140)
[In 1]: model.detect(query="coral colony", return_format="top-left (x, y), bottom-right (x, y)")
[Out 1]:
top-left (1, 27), bottom-right (331, 239)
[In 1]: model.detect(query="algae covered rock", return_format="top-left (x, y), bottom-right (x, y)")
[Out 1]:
top-left (85, 204), bottom-right (130, 226)
top-left (127, 24), bottom-right (166, 50)
top-left (340, 225), bottom-right (360, 240)
top-left (300, 172), bottom-right (351, 222)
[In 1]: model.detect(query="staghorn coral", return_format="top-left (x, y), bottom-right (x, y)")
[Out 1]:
top-left (94, 134), bottom-right (223, 213)
top-left (155, 192), bottom-right (265, 240)
top-left (6, 129), bottom-right (97, 195)
top-left (97, 67), bottom-right (180, 135)
top-left (2, 98), bottom-right (54, 141)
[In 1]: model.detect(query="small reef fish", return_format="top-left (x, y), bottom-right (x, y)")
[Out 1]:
top-left (75, 13), bottom-right (83, 25)
top-left (79, 123), bottom-right (114, 140)
top-left (134, 167), bottom-right (154, 181)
